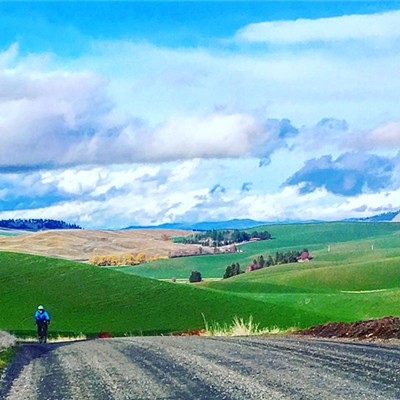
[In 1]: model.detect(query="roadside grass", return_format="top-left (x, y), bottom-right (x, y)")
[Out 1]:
top-left (0, 331), bottom-right (17, 370)
top-left (0, 347), bottom-right (16, 370)
top-left (0, 252), bottom-right (326, 336)
top-left (202, 315), bottom-right (289, 337)
top-left (16, 333), bottom-right (87, 343)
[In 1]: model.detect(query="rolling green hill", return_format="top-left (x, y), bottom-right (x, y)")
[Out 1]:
top-left (0, 252), bottom-right (325, 336)
top-left (2, 222), bottom-right (400, 337)
top-left (205, 239), bottom-right (400, 324)
top-left (116, 222), bottom-right (400, 279)
top-left (115, 222), bottom-right (400, 326)
top-left (203, 258), bottom-right (400, 322)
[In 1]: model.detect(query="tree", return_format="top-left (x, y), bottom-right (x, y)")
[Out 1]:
top-left (223, 264), bottom-right (233, 279)
top-left (189, 271), bottom-right (202, 283)
top-left (223, 263), bottom-right (242, 279)
top-left (135, 253), bottom-right (146, 264)
top-left (122, 254), bottom-right (135, 265)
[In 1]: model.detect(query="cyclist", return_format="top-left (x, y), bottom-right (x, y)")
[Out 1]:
top-left (34, 305), bottom-right (50, 343)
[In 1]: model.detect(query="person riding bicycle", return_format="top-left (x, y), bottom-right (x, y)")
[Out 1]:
top-left (35, 305), bottom-right (50, 343)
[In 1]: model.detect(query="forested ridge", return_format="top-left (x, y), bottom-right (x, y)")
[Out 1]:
top-left (0, 219), bottom-right (81, 231)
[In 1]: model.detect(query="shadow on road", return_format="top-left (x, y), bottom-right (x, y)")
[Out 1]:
top-left (0, 340), bottom-right (84, 398)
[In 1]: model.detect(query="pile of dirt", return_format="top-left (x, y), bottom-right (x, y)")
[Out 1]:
top-left (299, 316), bottom-right (400, 340)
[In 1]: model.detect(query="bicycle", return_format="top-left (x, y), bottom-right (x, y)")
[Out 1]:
top-left (37, 321), bottom-right (49, 344)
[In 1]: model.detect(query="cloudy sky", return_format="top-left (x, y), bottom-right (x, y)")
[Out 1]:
top-left (1, 1), bottom-right (400, 228)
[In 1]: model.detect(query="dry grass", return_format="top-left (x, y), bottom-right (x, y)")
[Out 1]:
top-left (0, 229), bottom-right (196, 261)
top-left (0, 331), bottom-right (16, 349)
top-left (0, 331), bottom-right (17, 368)
top-left (202, 315), bottom-right (290, 337)
top-left (22, 334), bottom-right (87, 343)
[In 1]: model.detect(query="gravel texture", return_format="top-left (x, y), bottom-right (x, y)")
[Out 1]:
top-left (1, 336), bottom-right (399, 399)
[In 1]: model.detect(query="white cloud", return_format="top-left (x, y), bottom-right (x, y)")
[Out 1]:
top-left (2, 8), bottom-right (400, 228)
top-left (0, 44), bottom-right (297, 170)
top-left (235, 10), bottom-right (400, 44)
top-left (1, 26), bottom-right (400, 173)
top-left (345, 122), bottom-right (400, 151)
top-left (41, 168), bottom-right (105, 195)
top-left (2, 175), bottom-right (400, 228)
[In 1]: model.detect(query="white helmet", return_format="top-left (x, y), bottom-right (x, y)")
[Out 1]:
top-left (38, 305), bottom-right (44, 310)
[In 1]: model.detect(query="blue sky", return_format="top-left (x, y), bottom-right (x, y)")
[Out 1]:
top-left (1, 1), bottom-right (400, 228)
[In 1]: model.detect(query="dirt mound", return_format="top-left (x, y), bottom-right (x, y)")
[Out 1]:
top-left (299, 316), bottom-right (400, 340)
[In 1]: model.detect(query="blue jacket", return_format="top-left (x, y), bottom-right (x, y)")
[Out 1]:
top-left (35, 310), bottom-right (50, 323)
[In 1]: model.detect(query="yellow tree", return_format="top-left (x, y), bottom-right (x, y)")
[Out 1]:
top-left (135, 253), bottom-right (146, 264)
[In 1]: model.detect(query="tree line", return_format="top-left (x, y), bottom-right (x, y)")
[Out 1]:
top-left (223, 249), bottom-right (310, 279)
top-left (89, 253), bottom-right (168, 267)
top-left (181, 229), bottom-right (271, 247)
top-left (0, 219), bottom-right (82, 231)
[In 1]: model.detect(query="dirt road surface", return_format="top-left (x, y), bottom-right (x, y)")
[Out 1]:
top-left (1, 336), bottom-right (399, 399)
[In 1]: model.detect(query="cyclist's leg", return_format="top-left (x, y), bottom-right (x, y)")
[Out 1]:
top-left (38, 323), bottom-right (45, 343)
top-left (37, 323), bottom-right (42, 343)
top-left (43, 323), bottom-right (48, 343)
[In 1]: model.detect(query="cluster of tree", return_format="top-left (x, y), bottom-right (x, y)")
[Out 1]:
top-left (89, 253), bottom-right (167, 267)
top-left (251, 250), bottom-right (309, 268)
top-left (0, 219), bottom-right (81, 231)
top-left (189, 271), bottom-right (202, 283)
top-left (181, 229), bottom-right (271, 247)
top-left (223, 263), bottom-right (243, 279)
top-left (222, 249), bottom-right (310, 278)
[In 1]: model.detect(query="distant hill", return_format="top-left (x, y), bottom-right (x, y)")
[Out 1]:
top-left (0, 219), bottom-right (82, 231)
top-left (124, 219), bottom-right (268, 231)
top-left (123, 218), bottom-right (322, 231)
top-left (344, 211), bottom-right (400, 223)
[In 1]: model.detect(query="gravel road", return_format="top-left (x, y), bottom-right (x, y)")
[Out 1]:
top-left (1, 336), bottom-right (399, 399)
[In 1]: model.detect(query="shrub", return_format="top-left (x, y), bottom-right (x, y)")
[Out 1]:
top-left (189, 271), bottom-right (202, 283)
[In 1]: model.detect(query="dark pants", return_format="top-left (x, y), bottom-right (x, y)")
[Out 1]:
top-left (37, 321), bottom-right (48, 343)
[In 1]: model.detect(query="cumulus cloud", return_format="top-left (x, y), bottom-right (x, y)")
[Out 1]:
top-left (2, 25), bottom-right (400, 174)
top-left (345, 122), bottom-right (400, 150)
top-left (1, 159), bottom-right (400, 227)
top-left (235, 10), bottom-right (400, 44)
top-left (284, 152), bottom-right (396, 196)
top-left (0, 44), bottom-right (305, 171)
top-left (239, 184), bottom-right (400, 222)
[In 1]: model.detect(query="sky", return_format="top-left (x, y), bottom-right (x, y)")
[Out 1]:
top-left (1, 1), bottom-right (400, 228)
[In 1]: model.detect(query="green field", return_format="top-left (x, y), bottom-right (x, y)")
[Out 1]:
top-left (114, 222), bottom-right (400, 327)
top-left (1, 222), bottom-right (400, 336)
top-left (0, 252), bottom-right (324, 336)
top-left (115, 222), bottom-right (400, 279)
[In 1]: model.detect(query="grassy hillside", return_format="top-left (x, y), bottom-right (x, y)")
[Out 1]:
top-left (115, 222), bottom-right (400, 326)
top-left (2, 222), bottom-right (399, 336)
top-left (0, 252), bottom-right (325, 336)
top-left (205, 243), bottom-right (400, 323)
top-left (116, 222), bottom-right (400, 279)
